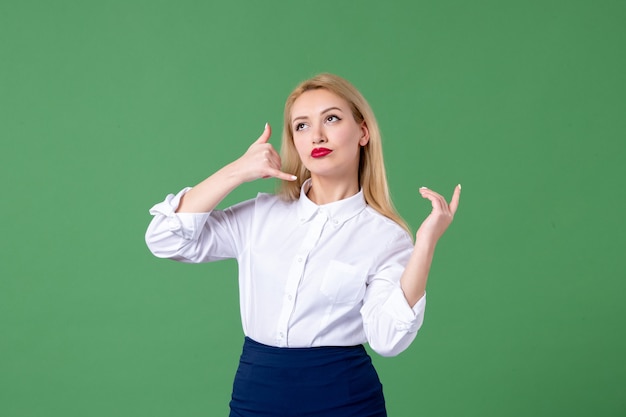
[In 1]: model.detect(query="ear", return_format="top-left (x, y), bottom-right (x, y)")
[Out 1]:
top-left (359, 121), bottom-right (370, 146)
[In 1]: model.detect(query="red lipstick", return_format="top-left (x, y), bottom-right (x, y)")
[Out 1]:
top-left (311, 147), bottom-right (332, 158)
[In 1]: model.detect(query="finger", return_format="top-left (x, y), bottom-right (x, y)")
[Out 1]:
top-left (419, 187), bottom-right (445, 203)
top-left (419, 187), bottom-right (447, 211)
top-left (254, 123), bottom-right (272, 144)
top-left (268, 168), bottom-right (297, 181)
top-left (262, 151), bottom-right (284, 176)
top-left (449, 184), bottom-right (461, 215)
top-left (266, 148), bottom-right (282, 168)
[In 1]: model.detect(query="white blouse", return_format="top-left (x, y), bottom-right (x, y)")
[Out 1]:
top-left (145, 180), bottom-right (426, 357)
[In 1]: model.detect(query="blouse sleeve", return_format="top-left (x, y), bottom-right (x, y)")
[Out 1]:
top-left (360, 231), bottom-right (426, 357)
top-left (144, 188), bottom-right (255, 263)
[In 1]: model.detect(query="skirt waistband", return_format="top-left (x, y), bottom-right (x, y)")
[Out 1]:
top-left (241, 337), bottom-right (367, 368)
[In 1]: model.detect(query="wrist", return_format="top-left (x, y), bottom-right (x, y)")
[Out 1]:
top-left (222, 160), bottom-right (250, 185)
top-left (414, 231), bottom-right (439, 250)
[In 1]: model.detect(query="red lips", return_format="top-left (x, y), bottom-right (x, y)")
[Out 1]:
top-left (311, 147), bottom-right (332, 158)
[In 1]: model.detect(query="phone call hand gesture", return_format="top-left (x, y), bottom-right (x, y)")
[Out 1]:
top-left (234, 123), bottom-right (297, 183)
top-left (416, 185), bottom-right (461, 245)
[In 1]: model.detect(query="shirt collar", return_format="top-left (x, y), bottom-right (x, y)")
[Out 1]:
top-left (296, 179), bottom-right (367, 227)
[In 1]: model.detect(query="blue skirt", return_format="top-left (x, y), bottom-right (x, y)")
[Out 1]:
top-left (229, 337), bottom-right (387, 417)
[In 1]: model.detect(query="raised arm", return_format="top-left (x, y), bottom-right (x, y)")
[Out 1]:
top-left (176, 123), bottom-right (297, 213)
top-left (400, 185), bottom-right (461, 306)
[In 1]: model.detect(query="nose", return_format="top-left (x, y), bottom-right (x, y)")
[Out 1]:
top-left (312, 124), bottom-right (327, 144)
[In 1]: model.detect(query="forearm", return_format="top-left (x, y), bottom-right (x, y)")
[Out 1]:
top-left (401, 184), bottom-right (461, 307)
top-left (400, 238), bottom-right (436, 307)
top-left (176, 162), bottom-right (245, 213)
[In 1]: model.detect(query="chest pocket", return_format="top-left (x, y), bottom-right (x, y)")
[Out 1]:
top-left (320, 260), bottom-right (367, 304)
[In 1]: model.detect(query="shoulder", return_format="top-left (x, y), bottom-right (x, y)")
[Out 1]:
top-left (219, 193), bottom-right (295, 227)
top-left (362, 205), bottom-right (412, 244)
top-left (251, 192), bottom-right (296, 215)
top-left (254, 192), bottom-right (292, 207)
top-left (354, 207), bottom-right (413, 267)
top-left (225, 192), bottom-right (289, 210)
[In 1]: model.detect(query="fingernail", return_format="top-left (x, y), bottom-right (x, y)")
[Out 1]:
top-left (291, 175), bottom-right (297, 180)
top-left (264, 122), bottom-right (268, 130)
top-left (458, 184), bottom-right (462, 190)
top-left (419, 186), bottom-right (428, 190)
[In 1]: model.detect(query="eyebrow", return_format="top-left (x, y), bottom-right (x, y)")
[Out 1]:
top-left (292, 106), bottom-right (343, 123)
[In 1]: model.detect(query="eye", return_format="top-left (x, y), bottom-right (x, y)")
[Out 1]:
top-left (294, 122), bottom-right (308, 131)
top-left (325, 114), bottom-right (341, 123)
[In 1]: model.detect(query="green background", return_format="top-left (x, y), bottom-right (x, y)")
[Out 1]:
top-left (1, 0), bottom-right (625, 416)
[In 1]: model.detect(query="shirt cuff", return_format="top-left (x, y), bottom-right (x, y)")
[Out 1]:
top-left (148, 187), bottom-right (211, 240)
top-left (382, 290), bottom-right (426, 333)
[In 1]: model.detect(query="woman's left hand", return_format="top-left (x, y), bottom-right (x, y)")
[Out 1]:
top-left (416, 185), bottom-right (461, 244)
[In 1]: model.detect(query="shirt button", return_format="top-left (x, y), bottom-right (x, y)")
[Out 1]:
top-left (279, 332), bottom-right (284, 338)
top-left (287, 295), bottom-right (292, 300)
top-left (297, 257), bottom-right (303, 262)
top-left (333, 219), bottom-right (339, 225)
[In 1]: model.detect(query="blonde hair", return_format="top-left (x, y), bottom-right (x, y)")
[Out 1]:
top-left (278, 73), bottom-right (411, 236)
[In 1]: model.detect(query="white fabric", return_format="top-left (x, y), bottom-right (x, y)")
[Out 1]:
top-left (145, 180), bottom-right (426, 356)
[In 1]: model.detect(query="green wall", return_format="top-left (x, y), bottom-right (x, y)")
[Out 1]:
top-left (1, 1), bottom-right (624, 416)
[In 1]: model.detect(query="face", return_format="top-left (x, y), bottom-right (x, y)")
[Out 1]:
top-left (290, 89), bottom-right (369, 180)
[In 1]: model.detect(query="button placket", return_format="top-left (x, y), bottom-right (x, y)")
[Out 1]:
top-left (274, 211), bottom-right (328, 346)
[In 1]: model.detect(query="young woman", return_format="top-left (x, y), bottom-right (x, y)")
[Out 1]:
top-left (145, 73), bottom-right (461, 416)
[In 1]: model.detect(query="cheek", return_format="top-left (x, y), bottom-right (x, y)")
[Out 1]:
top-left (335, 125), bottom-right (363, 148)
top-left (292, 136), bottom-right (308, 157)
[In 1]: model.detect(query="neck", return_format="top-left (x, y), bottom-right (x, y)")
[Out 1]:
top-left (306, 175), bottom-right (360, 205)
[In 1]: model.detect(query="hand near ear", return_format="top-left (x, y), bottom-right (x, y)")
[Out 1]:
top-left (234, 123), bottom-right (297, 183)
top-left (175, 123), bottom-right (296, 213)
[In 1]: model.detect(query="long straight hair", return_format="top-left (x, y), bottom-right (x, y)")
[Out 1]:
top-left (277, 73), bottom-right (411, 236)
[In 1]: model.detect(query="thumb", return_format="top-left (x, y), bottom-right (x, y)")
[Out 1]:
top-left (254, 122), bottom-right (272, 144)
top-left (449, 184), bottom-right (461, 215)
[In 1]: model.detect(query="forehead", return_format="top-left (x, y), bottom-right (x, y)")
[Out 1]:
top-left (291, 89), bottom-right (350, 119)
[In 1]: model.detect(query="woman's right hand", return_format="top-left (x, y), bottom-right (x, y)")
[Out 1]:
top-left (233, 123), bottom-right (297, 183)
top-left (175, 123), bottom-right (296, 213)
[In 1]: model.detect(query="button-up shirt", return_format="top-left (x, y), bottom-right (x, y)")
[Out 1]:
top-left (145, 180), bottom-right (426, 356)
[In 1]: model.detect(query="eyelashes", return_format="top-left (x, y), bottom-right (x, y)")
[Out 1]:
top-left (293, 114), bottom-right (342, 132)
